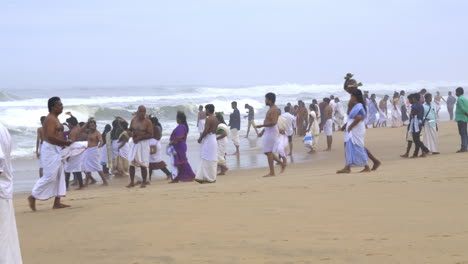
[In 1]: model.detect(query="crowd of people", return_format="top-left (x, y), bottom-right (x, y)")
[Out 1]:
top-left (1, 73), bottom-right (468, 263)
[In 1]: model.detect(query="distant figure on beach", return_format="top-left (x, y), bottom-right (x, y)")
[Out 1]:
top-left (127, 105), bottom-right (153, 188)
top-left (401, 94), bottom-right (415, 158)
top-left (244, 103), bottom-right (259, 137)
top-left (195, 104), bottom-right (219, 184)
top-left (399, 90), bottom-right (409, 124)
top-left (333, 98), bottom-right (345, 130)
top-left (64, 115), bottom-right (84, 189)
top-left (36, 116), bottom-right (46, 178)
top-left (378, 95), bottom-right (389, 127)
top-left (409, 93), bottom-right (430, 158)
top-left (149, 117), bottom-right (171, 181)
top-left (256, 93), bottom-right (286, 177)
top-left (367, 94), bottom-right (378, 128)
top-left (82, 119), bottom-right (108, 186)
top-left (343, 74), bottom-right (381, 171)
top-left (297, 101), bottom-right (308, 136)
top-left (323, 98), bottom-right (333, 151)
top-left (276, 111), bottom-right (289, 166)
top-left (337, 89), bottom-right (371, 173)
top-left (455, 87), bottom-right (468, 153)
top-left (281, 106), bottom-right (296, 155)
top-left (307, 104), bottom-right (320, 153)
top-left (29, 97), bottom-right (72, 211)
top-left (447, 91), bottom-right (457, 121)
top-left (419, 88), bottom-right (427, 104)
top-left (434, 91), bottom-right (444, 118)
top-left (391, 92), bottom-right (402, 128)
top-left (229, 101), bottom-right (241, 155)
top-left (115, 121), bottom-right (130, 177)
top-left (216, 113), bottom-right (229, 175)
top-left (0, 121), bottom-right (23, 263)
top-left (168, 111), bottom-right (195, 183)
top-left (100, 124), bottom-right (112, 176)
top-left (197, 105), bottom-right (206, 136)
top-left (423, 93), bottom-right (439, 154)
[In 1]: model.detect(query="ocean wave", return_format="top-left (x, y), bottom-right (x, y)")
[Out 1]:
top-left (0, 91), bottom-right (22, 101)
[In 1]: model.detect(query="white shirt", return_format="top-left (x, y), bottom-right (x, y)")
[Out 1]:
top-left (329, 101), bottom-right (336, 115)
top-left (281, 112), bottom-right (296, 136)
top-left (0, 122), bottom-right (13, 199)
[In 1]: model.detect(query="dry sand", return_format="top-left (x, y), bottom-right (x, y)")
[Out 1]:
top-left (13, 121), bottom-right (468, 264)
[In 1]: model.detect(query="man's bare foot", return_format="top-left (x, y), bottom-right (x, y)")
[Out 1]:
top-left (168, 180), bottom-right (179, 184)
top-left (400, 154), bottom-right (409, 158)
top-left (140, 182), bottom-right (147, 188)
top-left (410, 155), bottom-right (418, 159)
top-left (76, 186), bottom-right (86, 190)
top-left (371, 160), bottom-right (381, 171)
top-left (280, 162), bottom-right (287, 173)
top-left (101, 182), bottom-right (109, 186)
top-left (336, 168), bottom-right (351, 174)
top-left (217, 172), bottom-right (226, 176)
top-left (432, 152), bottom-right (440, 155)
top-left (420, 153), bottom-right (427, 158)
top-left (308, 149), bottom-right (316, 154)
top-left (89, 180), bottom-right (97, 185)
top-left (70, 180), bottom-right (77, 186)
top-left (53, 203), bottom-right (71, 209)
top-left (126, 183), bottom-right (135, 188)
top-left (287, 152), bottom-right (292, 156)
top-left (360, 167), bottom-right (371, 173)
top-left (263, 174), bottom-right (275, 177)
top-left (28, 196), bottom-right (36, 211)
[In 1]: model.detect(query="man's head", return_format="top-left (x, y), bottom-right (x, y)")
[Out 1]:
top-left (150, 116), bottom-right (160, 126)
top-left (412, 93), bottom-right (420, 103)
top-left (420, 88), bottom-right (427, 94)
top-left (436, 91), bottom-right (440, 96)
top-left (312, 99), bottom-right (318, 104)
top-left (79, 122), bottom-right (86, 127)
top-left (456, 87), bottom-right (464, 97)
top-left (40, 116), bottom-right (46, 125)
top-left (48, 97), bottom-right (63, 114)
top-left (66, 116), bottom-right (78, 127)
top-left (231, 101), bottom-right (237, 109)
top-left (104, 124), bottom-right (111, 133)
top-left (334, 97), bottom-right (340, 103)
top-left (449, 91), bottom-right (452, 96)
top-left (330, 95), bottom-right (335, 100)
top-left (87, 120), bottom-right (97, 131)
top-left (205, 104), bottom-right (215, 115)
top-left (284, 105), bottom-right (290, 113)
top-left (136, 105), bottom-right (146, 119)
top-left (384, 95), bottom-right (389, 100)
top-left (199, 105), bottom-right (203, 111)
top-left (371, 94), bottom-right (376, 100)
top-left (309, 104), bottom-right (314, 111)
top-left (400, 90), bottom-right (405, 96)
top-left (323, 98), bottom-right (331, 104)
top-left (245, 103), bottom-right (249, 109)
top-left (407, 94), bottom-right (414, 104)
top-left (265, 93), bottom-right (276, 106)
top-left (425, 93), bottom-right (432, 104)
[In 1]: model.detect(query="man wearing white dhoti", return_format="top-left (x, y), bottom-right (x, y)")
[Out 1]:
top-left (275, 114), bottom-right (289, 166)
top-left (127, 105), bottom-right (153, 188)
top-left (197, 105), bottom-right (206, 135)
top-left (82, 120), bottom-right (109, 186)
top-left (423, 93), bottom-right (439, 154)
top-left (64, 115), bottom-right (85, 189)
top-left (256, 93), bottom-right (285, 177)
top-left (281, 105), bottom-right (296, 155)
top-left (215, 113), bottom-right (229, 176)
top-left (196, 104), bottom-right (219, 183)
top-left (29, 97), bottom-right (72, 211)
top-left (36, 116), bottom-right (46, 178)
top-left (0, 122), bottom-right (23, 264)
top-left (378, 95), bottom-right (389, 127)
top-left (333, 98), bottom-right (345, 130)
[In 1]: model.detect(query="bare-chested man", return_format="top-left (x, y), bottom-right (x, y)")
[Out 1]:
top-left (343, 74), bottom-right (381, 171)
top-left (256, 93), bottom-right (286, 177)
top-left (127, 105), bottom-right (153, 188)
top-left (81, 120), bottom-right (108, 186)
top-left (64, 116), bottom-right (85, 189)
top-left (323, 98), bottom-right (334, 151)
top-left (36, 116), bottom-right (46, 178)
top-left (197, 105), bottom-right (206, 136)
top-left (195, 104), bottom-right (219, 184)
top-left (29, 97), bottom-right (72, 211)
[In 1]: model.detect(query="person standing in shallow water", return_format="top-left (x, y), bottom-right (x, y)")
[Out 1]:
top-left (244, 103), bottom-right (259, 137)
top-left (36, 116), bottom-right (46, 178)
top-left (168, 111), bottom-right (195, 183)
top-left (229, 101), bottom-right (241, 155)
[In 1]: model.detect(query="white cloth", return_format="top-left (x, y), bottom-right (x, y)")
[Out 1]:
top-left (323, 119), bottom-right (333, 136)
top-left (196, 134), bottom-right (218, 183)
top-left (423, 123), bottom-right (439, 153)
top-left (100, 144), bottom-right (108, 165)
top-left (277, 116), bottom-right (288, 134)
top-left (0, 199), bottom-right (23, 264)
top-left (61, 141), bottom-right (88, 160)
top-left (263, 125), bottom-right (279, 153)
top-left (274, 134), bottom-right (288, 157)
top-left (378, 108), bottom-right (387, 124)
top-left (64, 152), bottom-right (84, 173)
top-left (197, 119), bottom-right (206, 133)
top-left (217, 124), bottom-right (229, 164)
top-left (281, 112), bottom-right (296, 136)
top-left (230, 128), bottom-right (240, 146)
top-left (119, 142), bottom-right (130, 160)
top-left (31, 141), bottom-right (66, 200)
top-left (344, 118), bottom-right (366, 147)
top-left (333, 102), bottom-right (345, 128)
top-left (166, 146), bottom-right (178, 180)
top-left (38, 143), bottom-right (44, 169)
top-left (111, 140), bottom-right (119, 160)
top-left (128, 139), bottom-right (150, 167)
top-left (149, 138), bottom-right (163, 163)
top-left (0, 122), bottom-right (13, 199)
top-left (83, 146), bottom-right (102, 173)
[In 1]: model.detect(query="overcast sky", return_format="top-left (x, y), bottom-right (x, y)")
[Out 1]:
top-left (1, 0), bottom-right (467, 87)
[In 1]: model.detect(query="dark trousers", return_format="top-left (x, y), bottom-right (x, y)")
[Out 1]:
top-left (458, 121), bottom-right (468, 151)
top-left (412, 131), bottom-right (429, 156)
top-left (65, 172), bottom-right (84, 188)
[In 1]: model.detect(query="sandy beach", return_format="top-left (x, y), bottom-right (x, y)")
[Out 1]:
top-left (13, 121), bottom-right (468, 264)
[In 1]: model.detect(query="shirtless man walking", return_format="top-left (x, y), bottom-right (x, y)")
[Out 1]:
top-left (64, 116), bottom-right (85, 189)
top-left (323, 98), bottom-right (334, 151)
top-left (127, 105), bottom-right (153, 188)
top-left (29, 97), bottom-right (72, 211)
top-left (256, 93), bottom-right (286, 177)
top-left (82, 120), bottom-right (108, 186)
top-left (195, 104), bottom-right (219, 184)
top-left (36, 116), bottom-right (46, 178)
top-left (197, 105), bottom-right (206, 136)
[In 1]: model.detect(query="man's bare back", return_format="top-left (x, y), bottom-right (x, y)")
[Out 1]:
top-left (325, 105), bottom-right (333, 119)
top-left (205, 115), bottom-right (218, 134)
top-left (265, 105), bottom-right (280, 125)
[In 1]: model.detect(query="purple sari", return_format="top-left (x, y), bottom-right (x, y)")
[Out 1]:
top-left (170, 124), bottom-right (195, 181)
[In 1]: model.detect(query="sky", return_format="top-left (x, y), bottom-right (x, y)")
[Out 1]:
top-left (0, 0), bottom-right (467, 88)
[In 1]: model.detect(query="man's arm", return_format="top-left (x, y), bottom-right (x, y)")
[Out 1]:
top-left (198, 117), bottom-right (211, 142)
top-left (35, 128), bottom-right (41, 157)
top-left (97, 132), bottom-right (103, 148)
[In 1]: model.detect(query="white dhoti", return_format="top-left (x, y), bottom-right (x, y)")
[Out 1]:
top-left (166, 146), bottom-right (178, 181)
top-left (149, 138), bottom-right (163, 163)
top-left (31, 141), bottom-right (66, 200)
top-left (378, 109), bottom-right (387, 124)
top-left (423, 123), bottom-right (439, 153)
top-left (100, 144), bottom-right (108, 165)
top-left (0, 199), bottom-right (22, 264)
top-left (274, 134), bottom-right (288, 157)
top-left (83, 146), bottom-right (102, 173)
top-left (64, 152), bottom-right (84, 173)
top-left (111, 140), bottom-right (119, 160)
top-left (217, 137), bottom-right (228, 164)
top-left (196, 134), bottom-right (218, 183)
top-left (230, 128), bottom-right (240, 146)
top-left (263, 125), bottom-right (279, 153)
top-left (128, 139), bottom-right (150, 168)
top-left (323, 119), bottom-right (333, 136)
top-left (38, 143), bottom-right (44, 169)
top-left (197, 119), bottom-right (206, 133)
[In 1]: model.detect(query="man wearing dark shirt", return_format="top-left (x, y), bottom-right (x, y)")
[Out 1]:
top-left (244, 104), bottom-right (259, 137)
top-left (409, 93), bottom-right (430, 157)
top-left (229, 101), bottom-right (241, 155)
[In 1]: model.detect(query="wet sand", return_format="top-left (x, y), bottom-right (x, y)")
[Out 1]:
top-left (13, 121), bottom-right (468, 264)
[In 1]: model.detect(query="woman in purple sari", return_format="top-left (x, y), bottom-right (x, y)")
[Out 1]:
top-left (168, 111), bottom-right (195, 183)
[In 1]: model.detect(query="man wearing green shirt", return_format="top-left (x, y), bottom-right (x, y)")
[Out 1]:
top-left (455, 87), bottom-right (468, 152)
